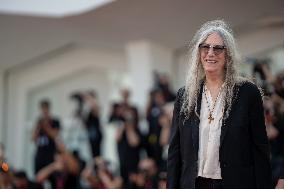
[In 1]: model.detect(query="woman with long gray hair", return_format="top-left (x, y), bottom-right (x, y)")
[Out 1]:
top-left (167, 20), bottom-right (272, 189)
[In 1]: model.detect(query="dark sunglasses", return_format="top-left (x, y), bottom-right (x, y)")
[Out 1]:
top-left (198, 43), bottom-right (226, 55)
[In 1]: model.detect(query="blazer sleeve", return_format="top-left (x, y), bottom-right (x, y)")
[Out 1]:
top-left (167, 88), bottom-right (183, 189)
top-left (279, 159), bottom-right (284, 179)
top-left (248, 84), bottom-right (272, 189)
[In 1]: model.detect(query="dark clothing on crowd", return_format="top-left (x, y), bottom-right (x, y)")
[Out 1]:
top-left (85, 112), bottom-right (102, 158)
top-left (109, 103), bottom-right (125, 123)
top-left (34, 118), bottom-right (60, 173)
top-left (117, 129), bottom-right (141, 185)
top-left (121, 104), bottom-right (139, 127)
top-left (146, 104), bottom-right (163, 167)
top-left (13, 181), bottom-right (43, 189)
top-left (13, 170), bottom-right (43, 189)
top-left (109, 115), bottom-right (124, 124)
top-left (167, 82), bottom-right (272, 189)
top-left (51, 172), bottom-right (79, 189)
top-left (128, 173), bottom-right (158, 189)
top-left (112, 100), bottom-right (140, 187)
top-left (270, 116), bottom-right (284, 182)
top-left (157, 84), bottom-right (176, 103)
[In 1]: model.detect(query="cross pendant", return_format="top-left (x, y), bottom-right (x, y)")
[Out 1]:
top-left (208, 113), bottom-right (214, 124)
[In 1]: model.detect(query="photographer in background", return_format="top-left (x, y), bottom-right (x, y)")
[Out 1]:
top-left (116, 103), bottom-right (141, 189)
top-left (35, 137), bottom-right (80, 189)
top-left (32, 99), bottom-right (61, 188)
top-left (71, 90), bottom-right (102, 158)
top-left (145, 89), bottom-right (166, 167)
top-left (252, 59), bottom-right (274, 95)
top-left (153, 72), bottom-right (175, 103)
top-left (253, 60), bottom-right (284, 187)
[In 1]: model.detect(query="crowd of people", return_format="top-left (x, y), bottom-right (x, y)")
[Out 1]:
top-left (0, 61), bottom-right (284, 188)
top-left (0, 72), bottom-right (175, 189)
top-left (252, 60), bottom-right (284, 188)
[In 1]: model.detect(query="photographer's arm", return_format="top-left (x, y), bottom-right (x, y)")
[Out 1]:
top-left (41, 120), bottom-right (60, 139)
top-left (61, 152), bottom-right (80, 175)
top-left (98, 170), bottom-right (123, 189)
top-left (36, 163), bottom-right (58, 183)
top-left (81, 166), bottom-right (100, 187)
top-left (32, 124), bottom-right (40, 142)
top-left (55, 139), bottom-right (80, 175)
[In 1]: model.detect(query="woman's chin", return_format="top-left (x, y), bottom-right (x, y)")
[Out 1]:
top-left (204, 68), bottom-right (218, 73)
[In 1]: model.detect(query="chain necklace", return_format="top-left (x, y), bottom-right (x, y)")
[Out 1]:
top-left (203, 84), bottom-right (224, 124)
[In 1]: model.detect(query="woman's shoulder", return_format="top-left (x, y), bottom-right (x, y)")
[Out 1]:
top-left (177, 86), bottom-right (186, 96)
top-left (173, 86), bottom-right (186, 106)
top-left (235, 77), bottom-right (262, 96)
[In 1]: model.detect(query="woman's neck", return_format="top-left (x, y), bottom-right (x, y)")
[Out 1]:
top-left (206, 77), bottom-right (224, 88)
top-left (205, 74), bottom-right (225, 93)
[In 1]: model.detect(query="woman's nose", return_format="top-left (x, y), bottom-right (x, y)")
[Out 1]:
top-left (207, 47), bottom-right (215, 56)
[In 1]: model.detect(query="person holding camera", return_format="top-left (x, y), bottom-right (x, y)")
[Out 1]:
top-left (70, 91), bottom-right (103, 158)
top-left (32, 99), bottom-right (61, 189)
top-left (83, 92), bottom-right (103, 158)
top-left (35, 137), bottom-right (80, 189)
top-left (116, 105), bottom-right (141, 188)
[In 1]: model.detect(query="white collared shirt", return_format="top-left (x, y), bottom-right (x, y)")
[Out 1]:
top-left (197, 85), bottom-right (224, 179)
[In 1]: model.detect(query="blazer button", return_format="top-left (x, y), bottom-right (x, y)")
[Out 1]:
top-left (223, 163), bottom-right (227, 167)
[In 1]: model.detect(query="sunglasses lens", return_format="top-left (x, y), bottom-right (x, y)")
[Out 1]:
top-left (199, 44), bottom-right (225, 55)
top-left (200, 45), bottom-right (210, 53)
top-left (213, 46), bottom-right (225, 55)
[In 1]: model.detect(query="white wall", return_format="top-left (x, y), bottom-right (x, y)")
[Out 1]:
top-left (150, 42), bottom-right (174, 77)
top-left (238, 27), bottom-right (284, 57)
top-left (174, 49), bottom-right (189, 90)
top-left (126, 40), bottom-right (175, 110)
top-left (267, 47), bottom-right (284, 75)
top-left (0, 70), bottom-right (4, 143)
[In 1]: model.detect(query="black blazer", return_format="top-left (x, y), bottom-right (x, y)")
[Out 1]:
top-left (167, 81), bottom-right (272, 189)
top-left (279, 159), bottom-right (284, 179)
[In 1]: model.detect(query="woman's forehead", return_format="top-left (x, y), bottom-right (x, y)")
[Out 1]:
top-left (204, 33), bottom-right (224, 45)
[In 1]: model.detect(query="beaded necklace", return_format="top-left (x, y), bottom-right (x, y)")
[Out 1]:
top-left (203, 84), bottom-right (224, 124)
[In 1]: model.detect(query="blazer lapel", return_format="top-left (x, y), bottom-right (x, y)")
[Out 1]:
top-left (220, 103), bottom-right (229, 147)
top-left (220, 84), bottom-right (238, 147)
top-left (191, 82), bottom-right (204, 159)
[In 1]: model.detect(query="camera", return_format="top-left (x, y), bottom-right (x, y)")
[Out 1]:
top-left (70, 92), bottom-right (83, 104)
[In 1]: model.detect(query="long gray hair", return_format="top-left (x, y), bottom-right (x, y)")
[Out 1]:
top-left (181, 19), bottom-right (248, 120)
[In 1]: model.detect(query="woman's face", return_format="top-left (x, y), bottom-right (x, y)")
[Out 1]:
top-left (200, 32), bottom-right (226, 77)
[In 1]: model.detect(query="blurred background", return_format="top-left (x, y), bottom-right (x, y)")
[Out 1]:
top-left (0, 0), bottom-right (284, 188)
